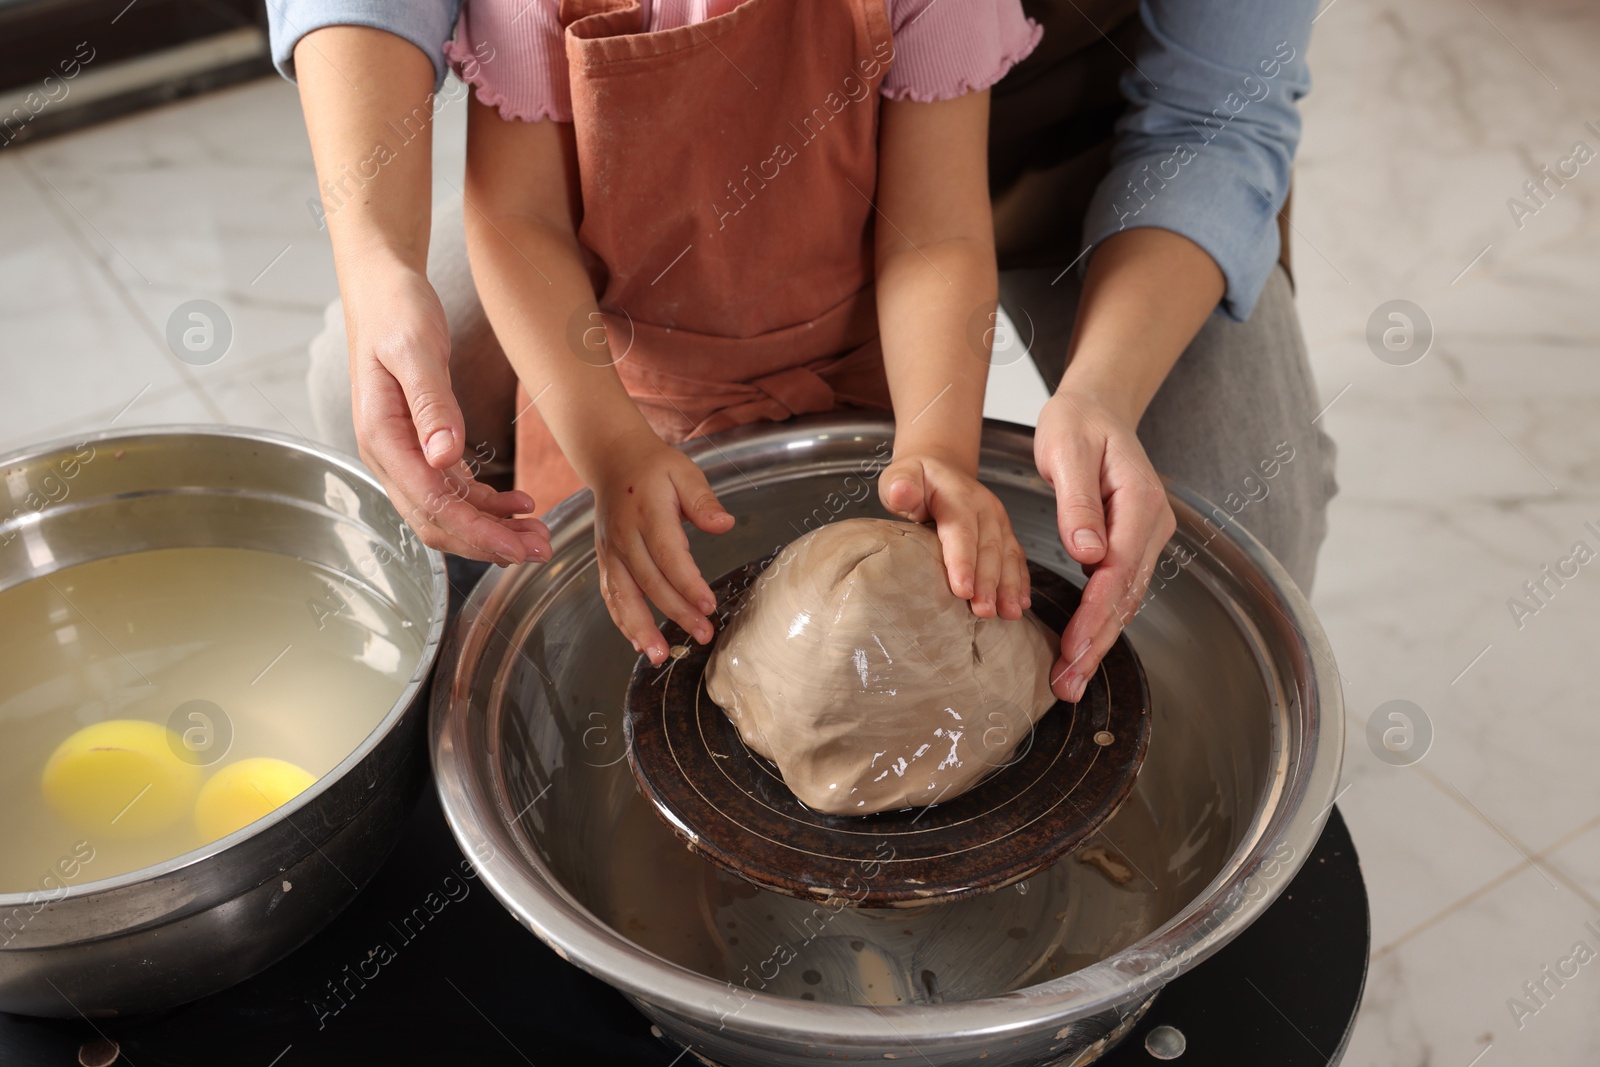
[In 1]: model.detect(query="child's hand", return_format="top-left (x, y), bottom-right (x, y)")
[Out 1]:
top-left (878, 453), bottom-right (1030, 620)
top-left (592, 435), bottom-right (736, 665)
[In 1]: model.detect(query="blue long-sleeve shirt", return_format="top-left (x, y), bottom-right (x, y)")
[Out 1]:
top-left (267, 0), bottom-right (1313, 321)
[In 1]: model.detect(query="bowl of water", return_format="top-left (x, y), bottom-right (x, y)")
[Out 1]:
top-left (431, 415), bottom-right (1343, 1066)
top-left (0, 426), bottom-right (446, 1017)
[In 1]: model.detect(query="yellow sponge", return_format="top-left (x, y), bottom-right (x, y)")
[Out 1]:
top-left (195, 757), bottom-right (317, 842)
top-left (41, 720), bottom-right (202, 838)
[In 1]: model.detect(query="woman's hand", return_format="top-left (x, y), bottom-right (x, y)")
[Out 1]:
top-left (292, 27), bottom-right (548, 565)
top-left (591, 433), bottom-right (736, 664)
top-left (345, 260), bottom-right (551, 564)
top-left (1033, 387), bottom-right (1175, 703)
top-left (879, 452), bottom-right (1030, 621)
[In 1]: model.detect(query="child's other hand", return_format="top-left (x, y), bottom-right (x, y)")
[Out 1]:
top-left (879, 453), bottom-right (1029, 620)
top-left (592, 435), bottom-right (736, 665)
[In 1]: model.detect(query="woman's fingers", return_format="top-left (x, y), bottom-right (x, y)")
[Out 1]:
top-left (596, 549), bottom-right (667, 662)
top-left (371, 453), bottom-right (549, 564)
top-left (374, 468), bottom-right (509, 562)
top-left (357, 364), bottom-right (535, 560)
top-left (1064, 528), bottom-right (1169, 700)
top-left (360, 451), bottom-right (491, 560)
top-left (1033, 393), bottom-right (1174, 702)
top-left (1049, 464), bottom-right (1171, 702)
top-left (504, 515), bottom-right (551, 538)
top-left (460, 478), bottom-right (536, 518)
top-left (1035, 399), bottom-right (1110, 568)
top-left (382, 332), bottom-right (468, 471)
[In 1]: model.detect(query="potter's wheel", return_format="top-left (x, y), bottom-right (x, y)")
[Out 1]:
top-left (624, 557), bottom-right (1151, 907)
top-left (0, 551), bottom-right (1368, 1066)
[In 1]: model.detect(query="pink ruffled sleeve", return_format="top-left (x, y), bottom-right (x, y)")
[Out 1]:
top-left (446, 0), bottom-right (573, 122)
top-left (882, 0), bottom-right (1043, 101)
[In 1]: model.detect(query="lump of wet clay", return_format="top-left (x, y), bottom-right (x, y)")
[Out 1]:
top-left (704, 518), bottom-right (1058, 815)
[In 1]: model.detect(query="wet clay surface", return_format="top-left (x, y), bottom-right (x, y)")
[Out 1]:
top-left (704, 519), bottom-right (1058, 815)
top-left (624, 550), bottom-right (1152, 907)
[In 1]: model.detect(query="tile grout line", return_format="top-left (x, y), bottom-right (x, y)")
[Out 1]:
top-left (12, 153), bottom-right (229, 423)
top-left (1411, 762), bottom-right (1556, 865)
top-left (1372, 809), bottom-right (1600, 959)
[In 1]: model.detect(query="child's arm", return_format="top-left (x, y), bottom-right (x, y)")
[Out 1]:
top-left (874, 90), bottom-right (1030, 622)
top-left (461, 99), bottom-right (732, 664)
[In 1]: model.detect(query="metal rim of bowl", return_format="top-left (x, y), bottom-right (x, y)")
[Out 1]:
top-left (430, 415), bottom-right (1345, 1047)
top-left (0, 423), bottom-right (448, 907)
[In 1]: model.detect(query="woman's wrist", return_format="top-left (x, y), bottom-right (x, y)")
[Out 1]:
top-left (1054, 358), bottom-right (1152, 428)
top-left (335, 234), bottom-right (429, 293)
top-left (1052, 228), bottom-right (1225, 430)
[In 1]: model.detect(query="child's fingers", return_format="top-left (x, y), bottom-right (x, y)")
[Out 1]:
top-left (597, 550), bottom-right (668, 664)
top-left (669, 466), bottom-right (735, 536)
top-left (996, 534), bottom-right (1028, 621)
top-left (622, 528), bottom-right (714, 645)
top-left (645, 520), bottom-right (716, 618)
top-left (877, 459), bottom-right (930, 522)
top-left (971, 511), bottom-right (1002, 619)
top-left (933, 504), bottom-right (978, 601)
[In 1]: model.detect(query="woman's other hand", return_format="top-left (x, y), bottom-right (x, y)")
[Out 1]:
top-left (293, 27), bottom-right (549, 565)
top-left (1033, 387), bottom-right (1174, 703)
top-left (345, 260), bottom-right (551, 564)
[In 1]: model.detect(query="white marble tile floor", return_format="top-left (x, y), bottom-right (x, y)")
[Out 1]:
top-left (1, 1), bottom-right (1597, 1062)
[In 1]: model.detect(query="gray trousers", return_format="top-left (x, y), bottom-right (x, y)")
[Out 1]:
top-left (308, 203), bottom-right (1337, 592)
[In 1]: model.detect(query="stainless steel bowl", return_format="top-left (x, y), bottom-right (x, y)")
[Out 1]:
top-left (431, 415), bottom-right (1343, 1066)
top-left (0, 426), bottom-right (446, 1017)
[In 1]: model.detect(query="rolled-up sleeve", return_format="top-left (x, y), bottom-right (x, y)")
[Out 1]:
top-left (1081, 0), bottom-right (1315, 321)
top-left (266, 0), bottom-right (461, 91)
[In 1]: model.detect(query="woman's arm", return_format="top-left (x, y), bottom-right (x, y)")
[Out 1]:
top-left (295, 27), bottom-right (549, 564)
top-left (874, 90), bottom-right (1029, 622)
top-left (461, 100), bottom-right (732, 663)
top-left (1036, 0), bottom-right (1314, 702)
top-left (1031, 229), bottom-right (1218, 702)
top-left (1059, 229), bottom-right (1224, 417)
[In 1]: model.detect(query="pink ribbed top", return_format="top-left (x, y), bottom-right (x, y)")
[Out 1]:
top-left (445, 0), bottom-right (1042, 122)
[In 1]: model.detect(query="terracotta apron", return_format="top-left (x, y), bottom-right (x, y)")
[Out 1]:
top-left (513, 0), bottom-right (896, 504)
